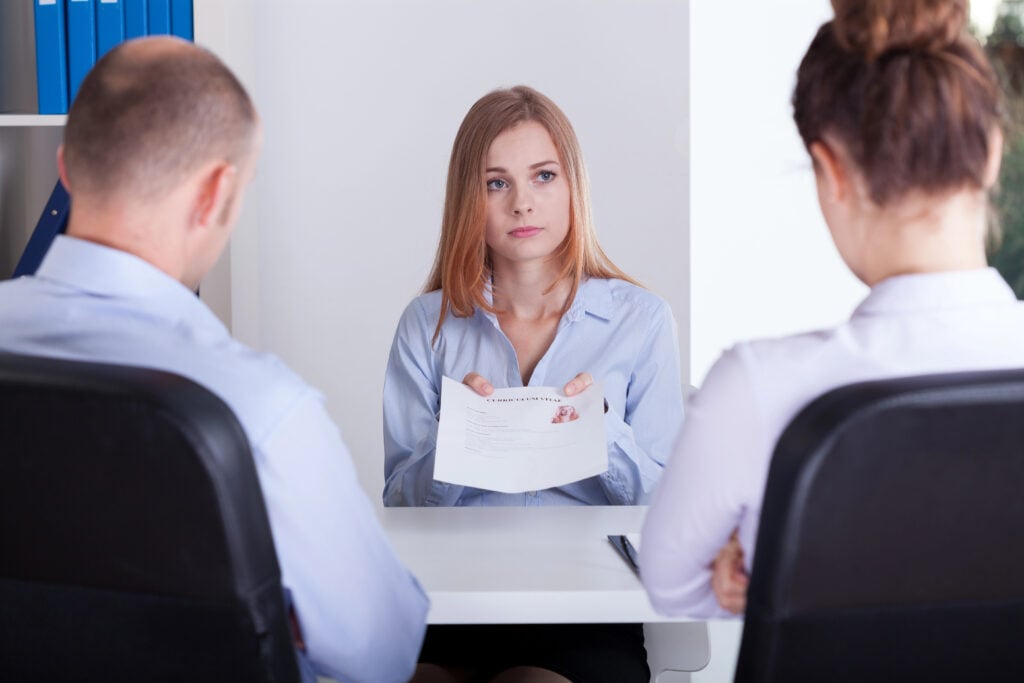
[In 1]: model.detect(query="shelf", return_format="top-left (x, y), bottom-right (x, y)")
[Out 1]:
top-left (0, 115), bottom-right (67, 127)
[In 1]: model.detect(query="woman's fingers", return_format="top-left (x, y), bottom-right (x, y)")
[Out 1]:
top-left (463, 371), bottom-right (595, 397)
top-left (711, 531), bottom-right (749, 614)
top-left (462, 372), bottom-right (494, 396)
top-left (563, 372), bottom-right (594, 396)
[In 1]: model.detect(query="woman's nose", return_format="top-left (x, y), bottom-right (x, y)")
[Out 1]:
top-left (511, 186), bottom-right (534, 215)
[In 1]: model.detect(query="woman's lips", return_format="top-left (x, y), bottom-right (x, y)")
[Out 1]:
top-left (509, 226), bottom-right (542, 238)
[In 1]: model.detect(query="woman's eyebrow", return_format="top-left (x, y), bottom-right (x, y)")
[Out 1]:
top-left (485, 160), bottom-right (560, 173)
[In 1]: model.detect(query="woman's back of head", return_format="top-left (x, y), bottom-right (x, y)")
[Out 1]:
top-left (794, 0), bottom-right (1002, 206)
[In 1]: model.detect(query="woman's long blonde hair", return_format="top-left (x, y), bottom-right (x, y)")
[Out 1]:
top-left (425, 85), bottom-right (638, 340)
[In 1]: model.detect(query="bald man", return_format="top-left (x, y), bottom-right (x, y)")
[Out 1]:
top-left (0, 37), bottom-right (428, 683)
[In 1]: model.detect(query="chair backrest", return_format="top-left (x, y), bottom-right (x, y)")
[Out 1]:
top-left (0, 353), bottom-right (300, 683)
top-left (735, 370), bottom-right (1024, 683)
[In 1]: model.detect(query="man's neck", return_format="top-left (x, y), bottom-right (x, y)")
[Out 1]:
top-left (65, 201), bottom-right (187, 285)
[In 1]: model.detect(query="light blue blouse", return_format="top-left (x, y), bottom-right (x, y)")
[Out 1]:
top-left (383, 277), bottom-right (685, 507)
top-left (0, 236), bottom-right (429, 683)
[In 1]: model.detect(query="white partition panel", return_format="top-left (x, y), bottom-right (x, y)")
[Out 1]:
top-left (689, 0), bottom-right (866, 384)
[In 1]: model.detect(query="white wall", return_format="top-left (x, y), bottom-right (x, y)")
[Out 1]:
top-left (689, 0), bottom-right (867, 384)
top-left (222, 1), bottom-right (689, 499)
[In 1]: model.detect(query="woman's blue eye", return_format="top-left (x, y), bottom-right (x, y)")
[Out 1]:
top-left (487, 178), bottom-right (507, 191)
top-left (537, 170), bottom-right (556, 183)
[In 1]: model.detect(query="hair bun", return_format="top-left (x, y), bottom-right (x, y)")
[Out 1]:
top-left (831, 0), bottom-right (967, 61)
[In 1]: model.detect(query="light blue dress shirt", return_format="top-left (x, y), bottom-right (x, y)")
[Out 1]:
top-left (383, 277), bottom-right (685, 507)
top-left (0, 236), bottom-right (429, 683)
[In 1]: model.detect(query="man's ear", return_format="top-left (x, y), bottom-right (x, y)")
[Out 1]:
top-left (809, 140), bottom-right (850, 205)
top-left (57, 145), bottom-right (71, 192)
top-left (193, 162), bottom-right (238, 229)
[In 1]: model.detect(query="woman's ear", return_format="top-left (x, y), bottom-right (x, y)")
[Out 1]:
top-left (984, 127), bottom-right (1004, 189)
top-left (809, 140), bottom-right (849, 205)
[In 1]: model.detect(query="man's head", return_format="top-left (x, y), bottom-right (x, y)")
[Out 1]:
top-left (59, 37), bottom-right (260, 288)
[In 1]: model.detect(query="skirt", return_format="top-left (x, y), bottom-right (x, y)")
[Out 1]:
top-left (418, 623), bottom-right (650, 683)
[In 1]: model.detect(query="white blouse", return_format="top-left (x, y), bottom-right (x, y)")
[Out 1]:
top-left (640, 268), bottom-right (1024, 617)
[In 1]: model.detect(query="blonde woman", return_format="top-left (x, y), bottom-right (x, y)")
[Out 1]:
top-left (383, 86), bottom-right (683, 682)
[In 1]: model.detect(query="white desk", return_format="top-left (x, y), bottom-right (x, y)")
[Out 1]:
top-left (379, 505), bottom-right (730, 681)
top-left (379, 505), bottom-right (673, 625)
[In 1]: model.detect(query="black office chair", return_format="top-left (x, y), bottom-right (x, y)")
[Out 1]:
top-left (735, 370), bottom-right (1024, 683)
top-left (0, 353), bottom-right (300, 682)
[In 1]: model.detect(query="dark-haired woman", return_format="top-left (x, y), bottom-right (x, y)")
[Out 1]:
top-left (640, 0), bottom-right (1024, 617)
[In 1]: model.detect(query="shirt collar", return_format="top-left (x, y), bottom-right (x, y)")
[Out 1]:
top-left (476, 276), bottom-right (619, 326)
top-left (567, 277), bottom-right (617, 322)
top-left (34, 235), bottom-right (228, 335)
top-left (853, 268), bottom-right (1017, 317)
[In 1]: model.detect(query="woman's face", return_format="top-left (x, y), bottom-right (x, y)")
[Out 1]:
top-left (483, 121), bottom-right (571, 271)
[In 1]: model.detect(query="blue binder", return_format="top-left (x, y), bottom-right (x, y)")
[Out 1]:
top-left (33, 0), bottom-right (69, 115)
top-left (170, 0), bottom-right (193, 41)
top-left (67, 0), bottom-right (98, 103)
top-left (147, 0), bottom-right (171, 35)
top-left (124, 0), bottom-right (147, 39)
top-left (12, 181), bottom-right (70, 279)
top-left (97, 0), bottom-right (125, 58)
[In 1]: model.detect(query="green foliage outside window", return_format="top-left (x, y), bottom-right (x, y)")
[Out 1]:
top-left (985, 1), bottom-right (1024, 297)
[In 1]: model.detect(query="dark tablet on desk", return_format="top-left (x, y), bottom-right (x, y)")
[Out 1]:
top-left (608, 534), bottom-right (640, 577)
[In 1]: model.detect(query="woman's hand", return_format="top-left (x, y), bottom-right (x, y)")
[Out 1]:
top-left (462, 373), bottom-right (495, 396)
top-left (711, 530), bottom-right (749, 615)
top-left (463, 372), bottom-right (595, 397)
top-left (563, 372), bottom-right (593, 396)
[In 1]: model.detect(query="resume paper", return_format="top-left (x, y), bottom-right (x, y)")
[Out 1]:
top-left (435, 376), bottom-right (608, 493)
